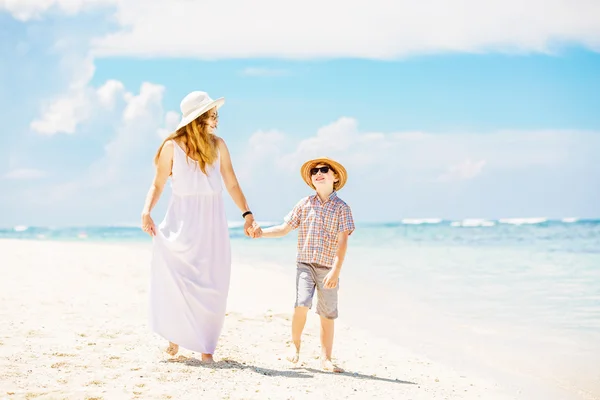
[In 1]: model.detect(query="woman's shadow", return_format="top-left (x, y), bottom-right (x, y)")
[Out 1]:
top-left (163, 356), bottom-right (311, 378)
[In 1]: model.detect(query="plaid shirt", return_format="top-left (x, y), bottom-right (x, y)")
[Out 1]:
top-left (284, 191), bottom-right (355, 268)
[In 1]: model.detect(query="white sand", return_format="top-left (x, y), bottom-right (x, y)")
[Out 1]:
top-left (0, 239), bottom-right (590, 400)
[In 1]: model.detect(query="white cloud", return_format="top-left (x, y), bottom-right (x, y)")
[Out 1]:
top-left (3, 168), bottom-right (47, 180)
top-left (277, 117), bottom-right (385, 171)
top-left (96, 80), bottom-right (125, 109)
top-left (230, 120), bottom-right (600, 223)
top-left (83, 0), bottom-right (600, 59)
top-left (29, 90), bottom-right (93, 135)
top-left (89, 82), bottom-right (166, 184)
top-left (29, 57), bottom-right (133, 135)
top-left (240, 67), bottom-right (290, 77)
top-left (18, 27), bottom-right (167, 209)
top-left (236, 129), bottom-right (286, 182)
top-left (438, 159), bottom-right (487, 182)
top-left (248, 129), bottom-right (286, 157)
top-left (39, 81), bottom-right (166, 205)
top-left (243, 117), bottom-right (598, 186)
top-left (4, 1), bottom-right (599, 60)
top-left (157, 111), bottom-right (180, 138)
top-left (0, 0), bottom-right (115, 21)
top-left (121, 82), bottom-right (163, 122)
top-left (29, 56), bottom-right (101, 135)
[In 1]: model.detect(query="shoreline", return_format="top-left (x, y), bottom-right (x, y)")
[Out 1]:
top-left (0, 239), bottom-right (596, 399)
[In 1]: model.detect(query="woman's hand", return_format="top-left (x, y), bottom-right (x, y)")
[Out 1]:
top-left (250, 222), bottom-right (263, 238)
top-left (244, 217), bottom-right (261, 238)
top-left (141, 213), bottom-right (156, 236)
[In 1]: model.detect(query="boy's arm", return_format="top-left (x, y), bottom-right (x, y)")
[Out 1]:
top-left (332, 231), bottom-right (350, 272)
top-left (260, 222), bottom-right (293, 238)
top-left (334, 204), bottom-right (355, 270)
top-left (323, 204), bottom-right (355, 288)
top-left (257, 198), bottom-right (304, 238)
top-left (323, 232), bottom-right (350, 288)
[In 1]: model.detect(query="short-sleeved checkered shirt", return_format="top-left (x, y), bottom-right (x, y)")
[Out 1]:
top-left (284, 191), bottom-right (355, 268)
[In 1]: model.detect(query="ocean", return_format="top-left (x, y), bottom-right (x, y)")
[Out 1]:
top-left (2, 218), bottom-right (599, 398)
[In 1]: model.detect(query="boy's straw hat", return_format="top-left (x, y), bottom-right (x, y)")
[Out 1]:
top-left (176, 91), bottom-right (225, 130)
top-left (300, 157), bottom-right (348, 191)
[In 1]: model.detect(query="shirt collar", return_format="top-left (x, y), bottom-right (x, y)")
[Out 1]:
top-left (312, 191), bottom-right (338, 204)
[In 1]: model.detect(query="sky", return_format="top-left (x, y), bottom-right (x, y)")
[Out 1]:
top-left (1, 0), bottom-right (600, 226)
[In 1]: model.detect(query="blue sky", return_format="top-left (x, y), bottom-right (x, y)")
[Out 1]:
top-left (1, 1), bottom-right (600, 226)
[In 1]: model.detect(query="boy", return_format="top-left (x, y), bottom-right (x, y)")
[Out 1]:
top-left (254, 157), bottom-right (355, 373)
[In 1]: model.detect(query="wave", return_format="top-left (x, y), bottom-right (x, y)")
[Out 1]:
top-left (401, 218), bottom-right (443, 225)
top-left (498, 218), bottom-right (548, 225)
top-left (561, 217), bottom-right (579, 223)
top-left (2, 218), bottom-right (598, 237)
top-left (451, 219), bottom-right (495, 227)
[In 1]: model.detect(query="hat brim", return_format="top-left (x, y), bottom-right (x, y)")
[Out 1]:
top-left (300, 157), bottom-right (348, 191)
top-left (176, 97), bottom-right (225, 130)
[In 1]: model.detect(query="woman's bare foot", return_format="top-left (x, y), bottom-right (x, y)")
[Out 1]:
top-left (165, 342), bottom-right (179, 356)
top-left (201, 353), bottom-right (214, 363)
top-left (286, 350), bottom-right (300, 364)
top-left (321, 358), bottom-right (343, 373)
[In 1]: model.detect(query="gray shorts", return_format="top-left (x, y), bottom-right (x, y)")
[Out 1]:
top-left (295, 262), bottom-right (339, 319)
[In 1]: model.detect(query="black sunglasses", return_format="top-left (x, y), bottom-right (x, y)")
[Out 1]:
top-left (310, 166), bottom-right (330, 175)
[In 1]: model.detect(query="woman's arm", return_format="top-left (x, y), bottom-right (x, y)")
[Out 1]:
top-left (141, 140), bottom-right (174, 236)
top-left (217, 137), bottom-right (258, 236)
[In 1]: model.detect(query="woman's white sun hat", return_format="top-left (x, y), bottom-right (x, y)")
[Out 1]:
top-left (176, 91), bottom-right (225, 130)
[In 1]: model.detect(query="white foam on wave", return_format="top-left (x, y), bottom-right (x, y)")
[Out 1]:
top-left (401, 218), bottom-right (442, 225)
top-left (498, 217), bottom-right (547, 225)
top-left (451, 219), bottom-right (495, 227)
top-left (561, 217), bottom-right (579, 223)
top-left (13, 225), bottom-right (29, 232)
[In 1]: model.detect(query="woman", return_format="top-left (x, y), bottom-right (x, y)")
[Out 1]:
top-left (140, 90), bottom-right (260, 362)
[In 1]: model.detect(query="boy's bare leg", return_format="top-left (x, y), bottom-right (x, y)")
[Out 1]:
top-left (165, 342), bottom-right (179, 356)
top-left (319, 316), bottom-right (343, 372)
top-left (287, 306), bottom-right (309, 363)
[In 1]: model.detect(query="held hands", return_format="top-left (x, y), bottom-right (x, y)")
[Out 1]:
top-left (244, 217), bottom-right (262, 238)
top-left (248, 223), bottom-right (262, 238)
top-left (323, 268), bottom-right (340, 289)
top-left (141, 212), bottom-right (156, 236)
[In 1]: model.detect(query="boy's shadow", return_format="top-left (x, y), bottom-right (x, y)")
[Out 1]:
top-left (298, 367), bottom-right (417, 385)
top-left (164, 356), bottom-right (417, 385)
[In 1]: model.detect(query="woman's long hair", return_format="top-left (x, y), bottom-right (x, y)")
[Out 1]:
top-left (154, 107), bottom-right (218, 175)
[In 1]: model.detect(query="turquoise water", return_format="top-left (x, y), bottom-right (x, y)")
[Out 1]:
top-left (2, 219), bottom-right (600, 397)
top-left (3, 219), bottom-right (599, 332)
top-left (3, 220), bottom-right (599, 331)
top-left (4, 218), bottom-right (599, 250)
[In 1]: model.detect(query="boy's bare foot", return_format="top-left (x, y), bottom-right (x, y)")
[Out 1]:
top-left (321, 358), bottom-right (343, 373)
top-left (201, 353), bottom-right (214, 363)
top-left (165, 342), bottom-right (179, 356)
top-left (286, 350), bottom-right (300, 364)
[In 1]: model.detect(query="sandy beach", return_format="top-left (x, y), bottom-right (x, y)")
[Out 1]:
top-left (0, 239), bottom-right (590, 400)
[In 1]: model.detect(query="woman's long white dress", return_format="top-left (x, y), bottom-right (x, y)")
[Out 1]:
top-left (149, 141), bottom-right (231, 354)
